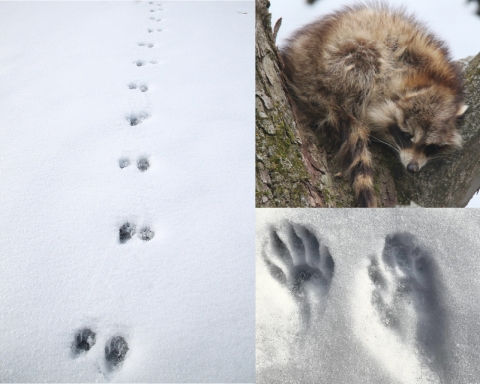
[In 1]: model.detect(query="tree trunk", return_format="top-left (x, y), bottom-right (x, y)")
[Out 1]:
top-left (255, 0), bottom-right (480, 207)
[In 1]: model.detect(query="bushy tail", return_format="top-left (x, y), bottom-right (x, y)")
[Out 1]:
top-left (338, 118), bottom-right (376, 207)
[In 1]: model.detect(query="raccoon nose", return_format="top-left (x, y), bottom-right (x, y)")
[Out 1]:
top-left (407, 162), bottom-right (419, 174)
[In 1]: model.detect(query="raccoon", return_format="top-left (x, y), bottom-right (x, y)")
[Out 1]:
top-left (280, 3), bottom-right (467, 207)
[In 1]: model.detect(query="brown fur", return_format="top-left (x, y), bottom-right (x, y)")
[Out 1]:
top-left (280, 3), bottom-right (466, 207)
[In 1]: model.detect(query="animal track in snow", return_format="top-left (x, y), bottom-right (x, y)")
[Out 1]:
top-left (72, 328), bottom-right (96, 356)
top-left (127, 82), bottom-right (148, 92)
top-left (136, 157), bottom-right (150, 172)
top-left (119, 222), bottom-right (154, 242)
top-left (139, 226), bottom-right (155, 241)
top-left (105, 336), bottom-right (129, 370)
top-left (119, 222), bottom-right (135, 243)
top-left (118, 157), bottom-right (130, 169)
top-left (138, 42), bottom-right (154, 48)
top-left (134, 60), bottom-right (157, 67)
top-left (118, 156), bottom-right (150, 171)
top-left (353, 232), bottom-right (448, 383)
top-left (126, 111), bottom-right (149, 126)
top-left (263, 222), bottom-right (334, 328)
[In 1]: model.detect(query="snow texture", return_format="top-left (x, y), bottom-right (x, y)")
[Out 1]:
top-left (0, 1), bottom-right (254, 382)
top-left (257, 209), bottom-right (480, 384)
top-left (270, 0), bottom-right (480, 207)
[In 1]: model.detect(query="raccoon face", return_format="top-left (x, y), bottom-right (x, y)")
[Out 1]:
top-left (368, 91), bottom-right (466, 174)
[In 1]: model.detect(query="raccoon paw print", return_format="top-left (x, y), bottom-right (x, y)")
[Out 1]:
top-left (119, 223), bottom-right (135, 244)
top-left (127, 83), bottom-right (148, 92)
top-left (354, 232), bottom-right (448, 383)
top-left (118, 157), bottom-right (130, 169)
top-left (136, 157), bottom-right (150, 172)
top-left (139, 226), bottom-right (155, 241)
top-left (126, 111), bottom-right (149, 126)
top-left (148, 28), bottom-right (154, 33)
top-left (105, 336), bottom-right (129, 370)
top-left (135, 60), bottom-right (146, 67)
top-left (263, 222), bottom-right (334, 328)
top-left (138, 42), bottom-right (154, 48)
top-left (72, 328), bottom-right (96, 356)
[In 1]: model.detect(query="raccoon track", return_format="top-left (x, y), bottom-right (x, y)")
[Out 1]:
top-left (139, 226), bottom-right (155, 241)
top-left (126, 111), bottom-right (149, 126)
top-left (105, 336), bottom-right (129, 370)
top-left (118, 158), bottom-right (130, 169)
top-left (138, 42), bottom-right (154, 48)
top-left (148, 28), bottom-right (154, 33)
top-left (135, 60), bottom-right (156, 67)
top-left (127, 83), bottom-right (148, 92)
top-left (137, 157), bottom-right (150, 171)
top-left (72, 328), bottom-right (96, 356)
top-left (263, 222), bottom-right (334, 328)
top-left (119, 223), bottom-right (135, 244)
top-left (364, 233), bottom-right (448, 382)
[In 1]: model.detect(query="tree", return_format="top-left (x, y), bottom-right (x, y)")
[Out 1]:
top-left (255, 0), bottom-right (480, 207)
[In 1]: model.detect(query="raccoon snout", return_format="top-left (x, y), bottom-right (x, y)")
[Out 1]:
top-left (407, 162), bottom-right (419, 174)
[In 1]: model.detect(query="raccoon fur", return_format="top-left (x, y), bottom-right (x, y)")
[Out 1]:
top-left (280, 3), bottom-right (467, 207)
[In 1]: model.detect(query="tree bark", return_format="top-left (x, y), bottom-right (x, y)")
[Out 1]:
top-left (255, 0), bottom-right (480, 207)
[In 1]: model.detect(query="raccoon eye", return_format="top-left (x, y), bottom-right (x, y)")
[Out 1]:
top-left (403, 132), bottom-right (413, 141)
top-left (424, 144), bottom-right (441, 157)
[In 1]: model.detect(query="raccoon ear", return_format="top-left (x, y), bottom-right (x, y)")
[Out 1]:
top-left (457, 104), bottom-right (468, 116)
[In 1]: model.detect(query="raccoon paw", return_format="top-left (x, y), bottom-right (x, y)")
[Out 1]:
top-left (263, 222), bottom-right (334, 327)
top-left (72, 328), bottom-right (96, 356)
top-left (105, 336), bottom-right (129, 370)
top-left (362, 232), bottom-right (447, 382)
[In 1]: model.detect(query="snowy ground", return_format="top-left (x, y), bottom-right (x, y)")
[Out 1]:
top-left (257, 209), bottom-right (480, 384)
top-left (269, 0), bottom-right (480, 207)
top-left (0, 1), bottom-right (254, 382)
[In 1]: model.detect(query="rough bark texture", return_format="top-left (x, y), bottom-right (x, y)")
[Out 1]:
top-left (255, 0), bottom-right (480, 207)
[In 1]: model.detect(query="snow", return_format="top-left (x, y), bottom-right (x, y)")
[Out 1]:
top-left (0, 1), bottom-right (254, 382)
top-left (257, 208), bottom-right (480, 384)
top-left (269, 0), bottom-right (480, 207)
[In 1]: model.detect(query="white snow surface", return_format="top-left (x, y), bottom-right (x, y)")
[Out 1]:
top-left (257, 209), bottom-right (480, 384)
top-left (0, 1), bottom-right (254, 382)
top-left (269, 0), bottom-right (480, 207)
